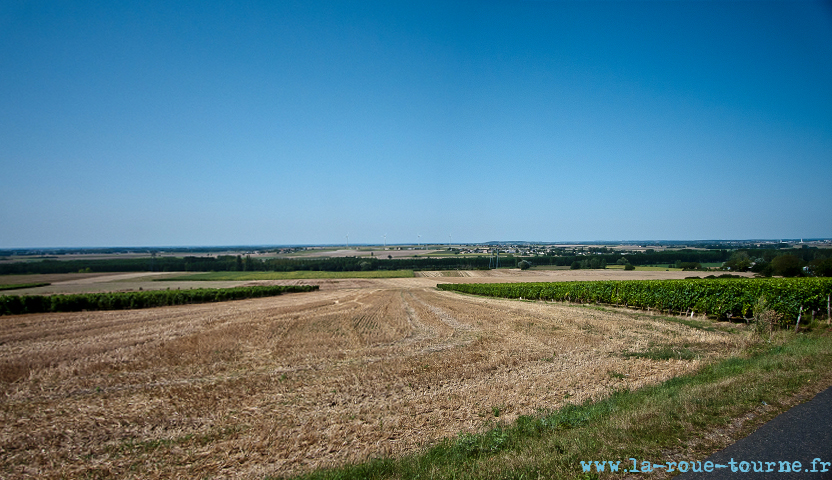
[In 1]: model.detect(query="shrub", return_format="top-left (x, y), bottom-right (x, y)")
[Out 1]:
top-left (750, 296), bottom-right (779, 340)
top-left (809, 258), bottom-right (832, 277)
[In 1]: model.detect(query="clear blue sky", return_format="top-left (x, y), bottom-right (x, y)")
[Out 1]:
top-left (2, 1), bottom-right (831, 248)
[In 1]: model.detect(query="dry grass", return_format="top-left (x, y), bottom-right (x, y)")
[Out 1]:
top-left (0, 278), bottom-right (744, 479)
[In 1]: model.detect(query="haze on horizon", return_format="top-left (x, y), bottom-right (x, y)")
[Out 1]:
top-left (2, 1), bottom-right (831, 249)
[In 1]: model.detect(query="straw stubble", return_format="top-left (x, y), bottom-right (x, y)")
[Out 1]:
top-left (0, 279), bottom-right (740, 478)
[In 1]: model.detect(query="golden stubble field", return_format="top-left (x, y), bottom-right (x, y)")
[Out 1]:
top-left (0, 273), bottom-right (746, 479)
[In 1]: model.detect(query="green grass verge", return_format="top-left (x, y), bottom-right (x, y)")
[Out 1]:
top-left (158, 270), bottom-right (415, 281)
top-left (273, 327), bottom-right (832, 480)
top-left (0, 282), bottom-right (50, 291)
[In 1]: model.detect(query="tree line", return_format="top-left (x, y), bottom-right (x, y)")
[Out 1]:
top-left (1, 248), bottom-right (829, 276)
top-left (722, 248), bottom-right (832, 277)
top-left (532, 249), bottom-right (732, 267)
top-left (0, 255), bottom-right (512, 274)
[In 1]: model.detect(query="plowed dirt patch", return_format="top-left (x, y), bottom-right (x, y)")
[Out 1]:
top-left (0, 285), bottom-right (743, 479)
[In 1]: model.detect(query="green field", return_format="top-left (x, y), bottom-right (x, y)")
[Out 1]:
top-left (160, 270), bottom-right (415, 281)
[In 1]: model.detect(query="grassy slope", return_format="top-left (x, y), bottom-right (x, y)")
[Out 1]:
top-left (277, 317), bottom-right (832, 480)
top-left (160, 270), bottom-right (415, 281)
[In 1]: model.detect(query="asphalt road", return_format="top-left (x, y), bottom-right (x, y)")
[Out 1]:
top-left (675, 386), bottom-right (832, 479)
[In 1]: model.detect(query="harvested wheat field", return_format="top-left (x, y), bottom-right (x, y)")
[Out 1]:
top-left (0, 278), bottom-right (745, 479)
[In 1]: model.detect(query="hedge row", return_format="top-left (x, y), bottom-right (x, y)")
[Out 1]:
top-left (0, 285), bottom-right (318, 315)
top-left (0, 282), bottom-right (51, 291)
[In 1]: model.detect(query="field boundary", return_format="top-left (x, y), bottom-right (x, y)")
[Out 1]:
top-left (158, 270), bottom-right (415, 281)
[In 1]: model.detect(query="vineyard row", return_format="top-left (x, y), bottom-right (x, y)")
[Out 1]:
top-left (0, 285), bottom-right (319, 316)
top-left (437, 278), bottom-right (832, 324)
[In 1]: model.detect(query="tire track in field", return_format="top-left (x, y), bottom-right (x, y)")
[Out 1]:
top-left (398, 291), bottom-right (437, 345)
top-left (409, 289), bottom-right (480, 333)
top-left (400, 289), bottom-right (482, 355)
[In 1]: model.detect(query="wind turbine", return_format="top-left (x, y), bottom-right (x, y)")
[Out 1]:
top-left (346, 233), bottom-right (349, 249)
top-left (383, 234), bottom-right (387, 248)
top-left (417, 234), bottom-right (421, 250)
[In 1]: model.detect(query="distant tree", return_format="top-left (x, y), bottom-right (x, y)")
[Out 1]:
top-left (624, 264), bottom-right (635, 271)
top-left (570, 261), bottom-right (581, 270)
top-left (809, 257), bottom-right (832, 277)
top-left (518, 260), bottom-right (532, 270)
top-left (724, 251), bottom-right (752, 271)
top-left (771, 254), bottom-right (803, 277)
top-left (751, 259), bottom-right (773, 277)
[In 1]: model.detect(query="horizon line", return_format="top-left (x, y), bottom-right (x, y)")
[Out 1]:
top-left (2, 238), bottom-right (831, 251)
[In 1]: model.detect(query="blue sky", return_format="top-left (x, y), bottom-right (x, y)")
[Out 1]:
top-left (2, 1), bottom-right (831, 248)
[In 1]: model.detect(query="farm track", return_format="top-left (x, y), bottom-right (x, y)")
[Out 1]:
top-left (0, 278), bottom-right (745, 479)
